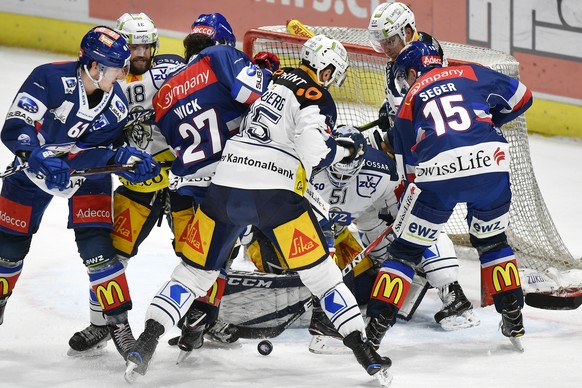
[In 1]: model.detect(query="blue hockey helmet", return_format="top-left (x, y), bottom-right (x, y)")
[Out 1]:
top-left (392, 41), bottom-right (442, 93)
top-left (190, 13), bottom-right (236, 47)
top-left (78, 26), bottom-right (130, 69)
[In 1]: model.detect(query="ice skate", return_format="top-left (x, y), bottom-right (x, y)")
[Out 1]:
top-left (124, 319), bottom-right (165, 383)
top-left (343, 331), bottom-right (393, 386)
top-left (434, 281), bottom-right (480, 331)
top-left (307, 299), bottom-right (344, 354)
top-left (499, 294), bottom-right (525, 352)
top-left (176, 308), bottom-right (207, 364)
top-left (108, 314), bottom-right (136, 360)
top-left (0, 297), bottom-right (7, 326)
top-left (67, 324), bottom-right (110, 357)
top-left (365, 311), bottom-right (393, 351)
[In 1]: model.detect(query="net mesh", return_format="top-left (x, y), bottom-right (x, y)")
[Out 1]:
top-left (243, 25), bottom-right (582, 272)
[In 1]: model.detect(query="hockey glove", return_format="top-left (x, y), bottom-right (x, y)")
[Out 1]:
top-left (377, 101), bottom-right (391, 131)
top-left (27, 147), bottom-right (71, 191)
top-left (252, 51), bottom-right (281, 72)
top-left (334, 126), bottom-right (367, 164)
top-left (113, 146), bottom-right (161, 183)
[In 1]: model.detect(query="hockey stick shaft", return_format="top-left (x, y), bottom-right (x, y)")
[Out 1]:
top-left (2, 161), bottom-right (172, 179)
top-left (342, 224), bottom-right (393, 277)
top-left (356, 119), bottom-right (381, 132)
top-left (233, 297), bottom-right (313, 339)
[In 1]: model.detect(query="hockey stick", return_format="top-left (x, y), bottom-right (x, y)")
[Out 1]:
top-left (234, 297), bottom-right (313, 339)
top-left (356, 119), bottom-right (381, 132)
top-left (286, 19), bottom-right (315, 38)
top-left (2, 161), bottom-right (172, 179)
top-left (525, 290), bottom-right (582, 310)
top-left (341, 224), bottom-right (393, 277)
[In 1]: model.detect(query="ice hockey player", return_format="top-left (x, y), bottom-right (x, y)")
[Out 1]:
top-left (124, 34), bottom-right (393, 384)
top-left (122, 13), bottom-right (276, 382)
top-left (0, 27), bottom-right (159, 340)
top-left (370, 41), bottom-right (532, 350)
top-left (67, 13), bottom-right (191, 359)
top-left (366, 0), bottom-right (477, 335)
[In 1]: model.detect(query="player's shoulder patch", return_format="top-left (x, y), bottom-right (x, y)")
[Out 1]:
top-left (152, 53), bottom-right (184, 68)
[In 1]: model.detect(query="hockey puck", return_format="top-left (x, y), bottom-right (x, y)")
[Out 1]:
top-left (257, 340), bottom-right (273, 356)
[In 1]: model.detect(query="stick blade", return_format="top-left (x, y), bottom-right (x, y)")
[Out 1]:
top-left (525, 292), bottom-right (582, 310)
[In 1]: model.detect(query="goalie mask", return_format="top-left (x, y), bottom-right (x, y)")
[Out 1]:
top-left (328, 126), bottom-right (366, 187)
top-left (191, 13), bottom-right (236, 47)
top-left (300, 34), bottom-right (349, 88)
top-left (368, 2), bottom-right (416, 54)
top-left (392, 41), bottom-right (442, 93)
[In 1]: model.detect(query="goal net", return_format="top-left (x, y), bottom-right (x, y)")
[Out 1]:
top-left (243, 25), bottom-right (582, 274)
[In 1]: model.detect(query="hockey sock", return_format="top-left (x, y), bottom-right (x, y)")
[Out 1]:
top-left (0, 259), bottom-right (23, 299)
top-left (480, 246), bottom-right (524, 313)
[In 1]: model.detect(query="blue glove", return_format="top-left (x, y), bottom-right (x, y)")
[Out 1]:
top-left (334, 126), bottom-right (367, 164)
top-left (27, 147), bottom-right (71, 191)
top-left (114, 146), bottom-right (161, 183)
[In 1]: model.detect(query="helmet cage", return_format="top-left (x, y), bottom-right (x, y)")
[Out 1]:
top-left (327, 158), bottom-right (365, 188)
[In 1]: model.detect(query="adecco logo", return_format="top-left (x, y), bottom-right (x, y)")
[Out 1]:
top-left (422, 55), bottom-right (442, 66)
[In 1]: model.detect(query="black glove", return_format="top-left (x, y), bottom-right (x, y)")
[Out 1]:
top-left (378, 101), bottom-right (391, 131)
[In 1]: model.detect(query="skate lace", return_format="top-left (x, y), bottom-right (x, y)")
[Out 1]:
top-left (113, 323), bottom-right (136, 351)
top-left (80, 325), bottom-right (108, 341)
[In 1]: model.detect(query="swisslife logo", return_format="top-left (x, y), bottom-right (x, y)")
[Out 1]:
top-left (414, 143), bottom-right (510, 182)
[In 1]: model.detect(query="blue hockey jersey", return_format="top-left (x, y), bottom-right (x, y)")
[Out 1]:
top-left (394, 63), bottom-right (533, 189)
top-left (153, 44), bottom-right (271, 192)
top-left (1, 61), bottom-right (129, 169)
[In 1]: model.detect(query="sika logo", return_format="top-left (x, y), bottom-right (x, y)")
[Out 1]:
top-left (288, 229), bottom-right (319, 258)
top-left (494, 147), bottom-right (506, 165)
top-left (186, 220), bottom-right (204, 254)
top-left (112, 209), bottom-right (132, 241)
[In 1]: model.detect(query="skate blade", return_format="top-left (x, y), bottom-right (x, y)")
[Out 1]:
top-left (308, 335), bottom-right (350, 355)
top-left (439, 309), bottom-right (480, 331)
top-left (176, 350), bottom-right (192, 365)
top-left (374, 367), bottom-right (394, 387)
top-left (509, 336), bottom-right (524, 353)
top-left (124, 362), bottom-right (139, 384)
top-left (66, 340), bottom-right (108, 357)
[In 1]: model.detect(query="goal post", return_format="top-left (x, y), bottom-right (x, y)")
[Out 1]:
top-left (243, 25), bottom-right (582, 274)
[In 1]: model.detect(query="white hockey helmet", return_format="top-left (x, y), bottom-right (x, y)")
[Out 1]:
top-left (115, 12), bottom-right (159, 55)
top-left (300, 34), bottom-right (349, 88)
top-left (368, 2), bottom-right (416, 53)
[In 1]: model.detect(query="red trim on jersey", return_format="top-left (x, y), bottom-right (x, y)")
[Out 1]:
top-left (153, 57), bottom-right (219, 121)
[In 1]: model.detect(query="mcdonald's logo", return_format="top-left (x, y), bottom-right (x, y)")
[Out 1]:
top-left (0, 278), bottom-right (8, 296)
top-left (372, 273), bottom-right (405, 306)
top-left (95, 281), bottom-right (125, 307)
top-left (492, 262), bottom-right (521, 292)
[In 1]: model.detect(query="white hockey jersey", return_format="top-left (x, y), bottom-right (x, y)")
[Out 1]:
top-left (117, 54), bottom-right (183, 192)
top-left (312, 148), bottom-right (402, 261)
top-left (212, 66), bottom-right (345, 196)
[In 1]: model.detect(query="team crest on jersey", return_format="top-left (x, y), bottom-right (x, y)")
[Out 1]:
top-left (61, 77), bottom-right (77, 94)
top-left (356, 173), bottom-right (382, 198)
top-left (50, 100), bottom-right (74, 124)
